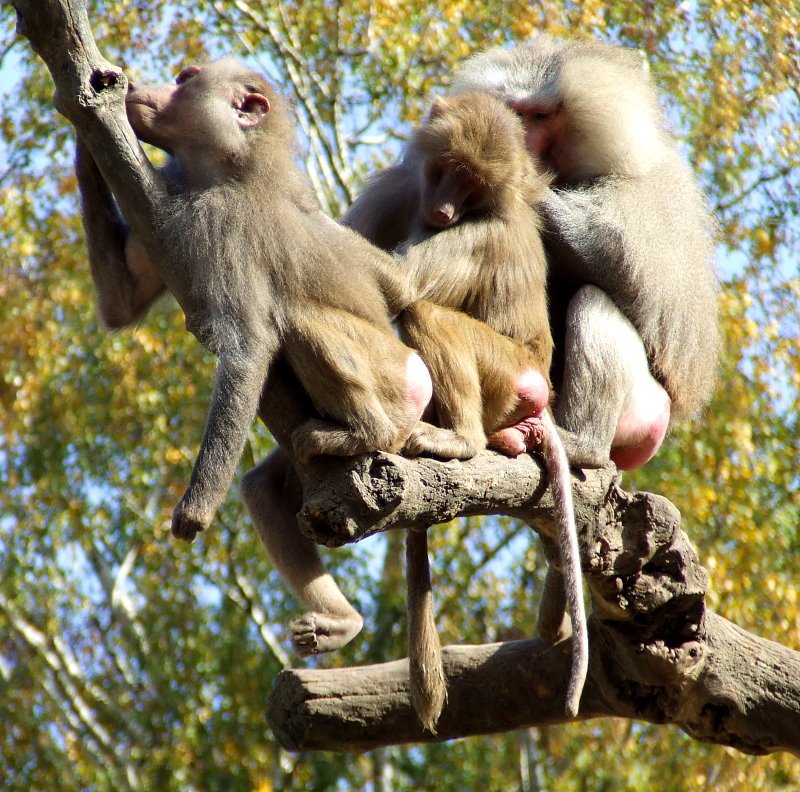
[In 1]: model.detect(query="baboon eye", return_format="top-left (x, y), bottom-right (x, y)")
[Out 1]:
top-left (425, 165), bottom-right (443, 183)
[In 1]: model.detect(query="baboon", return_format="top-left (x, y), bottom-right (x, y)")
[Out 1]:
top-left (345, 36), bottom-right (719, 470)
top-left (398, 92), bottom-right (587, 727)
top-left (76, 59), bottom-right (472, 660)
top-left (343, 35), bottom-right (718, 713)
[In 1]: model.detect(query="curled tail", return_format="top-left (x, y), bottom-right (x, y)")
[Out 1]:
top-left (406, 526), bottom-right (447, 733)
top-left (541, 410), bottom-right (589, 718)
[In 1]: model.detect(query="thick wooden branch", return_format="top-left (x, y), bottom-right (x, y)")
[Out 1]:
top-left (270, 616), bottom-right (800, 755)
top-left (271, 452), bottom-right (800, 756)
top-left (296, 449), bottom-right (614, 546)
top-left (12, 0), bottom-right (165, 253)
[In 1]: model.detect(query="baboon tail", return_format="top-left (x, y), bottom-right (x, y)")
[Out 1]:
top-left (406, 526), bottom-right (447, 733)
top-left (541, 411), bottom-right (589, 718)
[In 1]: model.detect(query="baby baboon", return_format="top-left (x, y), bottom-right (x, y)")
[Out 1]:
top-left (398, 92), bottom-right (588, 725)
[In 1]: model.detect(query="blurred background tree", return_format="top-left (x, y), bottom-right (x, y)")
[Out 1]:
top-left (0, 1), bottom-right (797, 789)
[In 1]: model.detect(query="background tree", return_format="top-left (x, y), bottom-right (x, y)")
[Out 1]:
top-left (0, 1), bottom-right (798, 789)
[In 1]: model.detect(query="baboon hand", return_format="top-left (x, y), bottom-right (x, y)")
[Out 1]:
top-left (171, 495), bottom-right (214, 542)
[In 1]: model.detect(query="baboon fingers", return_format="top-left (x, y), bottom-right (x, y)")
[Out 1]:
top-left (171, 496), bottom-right (212, 542)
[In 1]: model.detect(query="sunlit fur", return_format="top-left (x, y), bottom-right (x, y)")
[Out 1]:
top-left (452, 36), bottom-right (667, 181)
top-left (402, 92), bottom-right (552, 348)
top-left (399, 91), bottom-right (588, 723)
top-left (416, 92), bottom-right (548, 206)
top-left (342, 36), bottom-right (720, 722)
top-left (77, 60), bottom-right (476, 677)
top-left (451, 36), bottom-right (719, 420)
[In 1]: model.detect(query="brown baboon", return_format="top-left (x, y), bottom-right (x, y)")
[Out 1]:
top-left (76, 58), bottom-right (471, 662)
top-left (344, 36), bottom-right (719, 472)
top-left (397, 92), bottom-right (588, 727)
top-left (344, 36), bottom-right (718, 665)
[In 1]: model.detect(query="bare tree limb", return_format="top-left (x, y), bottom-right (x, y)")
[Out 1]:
top-left (294, 449), bottom-right (612, 547)
top-left (269, 615), bottom-right (800, 755)
top-left (12, 0), bottom-right (166, 257)
top-left (270, 453), bottom-right (800, 756)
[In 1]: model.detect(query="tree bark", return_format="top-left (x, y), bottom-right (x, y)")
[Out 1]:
top-left (273, 452), bottom-right (800, 756)
top-left (12, 0), bottom-right (800, 759)
top-left (269, 615), bottom-right (800, 755)
top-left (12, 0), bottom-right (167, 257)
top-left (295, 448), bottom-right (613, 547)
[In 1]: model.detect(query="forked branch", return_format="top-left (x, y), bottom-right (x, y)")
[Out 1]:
top-left (274, 452), bottom-right (800, 756)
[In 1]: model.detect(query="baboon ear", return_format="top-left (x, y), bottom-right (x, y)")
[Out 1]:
top-left (175, 65), bottom-right (202, 84)
top-left (428, 96), bottom-right (450, 119)
top-left (237, 93), bottom-right (271, 128)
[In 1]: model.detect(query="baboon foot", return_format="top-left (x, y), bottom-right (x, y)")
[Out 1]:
top-left (403, 423), bottom-right (477, 460)
top-left (488, 415), bottom-right (546, 456)
top-left (291, 611), bottom-right (364, 656)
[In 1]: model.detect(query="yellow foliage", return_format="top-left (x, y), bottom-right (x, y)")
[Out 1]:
top-left (1, 1), bottom-right (798, 789)
top-left (165, 447), bottom-right (187, 464)
top-left (17, 239), bottom-right (37, 257)
top-left (576, 0), bottom-right (606, 26)
top-left (751, 227), bottom-right (775, 257)
top-left (132, 328), bottom-right (164, 354)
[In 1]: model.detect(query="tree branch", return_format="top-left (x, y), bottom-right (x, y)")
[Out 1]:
top-left (269, 614), bottom-right (800, 755)
top-left (294, 449), bottom-right (612, 547)
top-left (11, 0), bottom-right (166, 255)
top-left (270, 452), bottom-right (800, 756)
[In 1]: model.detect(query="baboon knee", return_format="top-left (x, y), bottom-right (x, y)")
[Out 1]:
top-left (241, 466), bottom-right (265, 512)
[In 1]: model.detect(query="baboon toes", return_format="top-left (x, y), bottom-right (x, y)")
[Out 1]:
top-left (291, 611), bottom-right (364, 656)
top-left (403, 426), bottom-right (478, 460)
top-left (488, 416), bottom-right (545, 456)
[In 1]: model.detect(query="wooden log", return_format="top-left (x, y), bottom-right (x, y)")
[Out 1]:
top-left (269, 613), bottom-right (800, 755)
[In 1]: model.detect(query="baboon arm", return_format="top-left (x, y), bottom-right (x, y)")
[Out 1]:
top-left (172, 334), bottom-right (278, 541)
top-left (75, 137), bottom-right (166, 328)
top-left (541, 187), bottom-right (628, 286)
top-left (341, 163), bottom-right (418, 252)
top-left (398, 229), bottom-right (477, 304)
